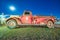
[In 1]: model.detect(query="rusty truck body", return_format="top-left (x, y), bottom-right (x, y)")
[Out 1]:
top-left (6, 10), bottom-right (56, 29)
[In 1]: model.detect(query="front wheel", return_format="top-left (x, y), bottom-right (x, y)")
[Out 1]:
top-left (47, 21), bottom-right (54, 28)
top-left (6, 19), bottom-right (17, 29)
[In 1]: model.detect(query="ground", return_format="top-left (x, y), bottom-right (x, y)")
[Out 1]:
top-left (0, 26), bottom-right (60, 40)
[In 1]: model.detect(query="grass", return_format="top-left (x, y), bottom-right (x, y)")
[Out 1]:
top-left (0, 26), bottom-right (60, 40)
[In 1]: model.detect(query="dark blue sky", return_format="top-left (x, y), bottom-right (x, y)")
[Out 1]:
top-left (0, 0), bottom-right (60, 18)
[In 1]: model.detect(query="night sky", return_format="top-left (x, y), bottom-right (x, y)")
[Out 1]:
top-left (0, 0), bottom-right (60, 18)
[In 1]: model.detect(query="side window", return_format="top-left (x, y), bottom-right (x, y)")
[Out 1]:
top-left (24, 12), bottom-right (30, 16)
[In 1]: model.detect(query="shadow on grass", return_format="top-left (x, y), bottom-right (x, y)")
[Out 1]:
top-left (16, 25), bottom-right (48, 28)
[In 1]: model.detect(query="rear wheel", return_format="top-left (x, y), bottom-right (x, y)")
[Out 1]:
top-left (6, 19), bottom-right (17, 29)
top-left (47, 21), bottom-right (54, 28)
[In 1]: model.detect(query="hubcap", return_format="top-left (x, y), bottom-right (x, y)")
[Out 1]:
top-left (7, 20), bottom-right (16, 27)
top-left (47, 21), bottom-right (54, 28)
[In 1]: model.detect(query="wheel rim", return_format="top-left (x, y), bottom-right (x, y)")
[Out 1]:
top-left (47, 21), bottom-right (54, 28)
top-left (7, 20), bottom-right (16, 28)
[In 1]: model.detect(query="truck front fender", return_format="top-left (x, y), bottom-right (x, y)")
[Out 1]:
top-left (6, 17), bottom-right (21, 25)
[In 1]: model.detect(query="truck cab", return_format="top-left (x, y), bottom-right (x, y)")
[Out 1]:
top-left (21, 11), bottom-right (32, 24)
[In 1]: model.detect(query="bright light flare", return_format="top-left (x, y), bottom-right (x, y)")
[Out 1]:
top-left (9, 6), bottom-right (15, 11)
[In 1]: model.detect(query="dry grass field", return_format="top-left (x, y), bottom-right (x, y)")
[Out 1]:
top-left (0, 25), bottom-right (60, 40)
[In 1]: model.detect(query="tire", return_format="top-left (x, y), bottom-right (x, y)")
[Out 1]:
top-left (6, 19), bottom-right (17, 29)
top-left (47, 21), bottom-right (54, 28)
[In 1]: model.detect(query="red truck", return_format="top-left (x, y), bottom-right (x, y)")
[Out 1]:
top-left (6, 10), bottom-right (55, 29)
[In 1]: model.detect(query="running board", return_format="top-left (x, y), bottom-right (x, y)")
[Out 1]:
top-left (19, 24), bottom-right (46, 26)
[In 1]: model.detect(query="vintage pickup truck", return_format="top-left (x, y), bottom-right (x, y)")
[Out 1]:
top-left (6, 10), bottom-right (55, 29)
